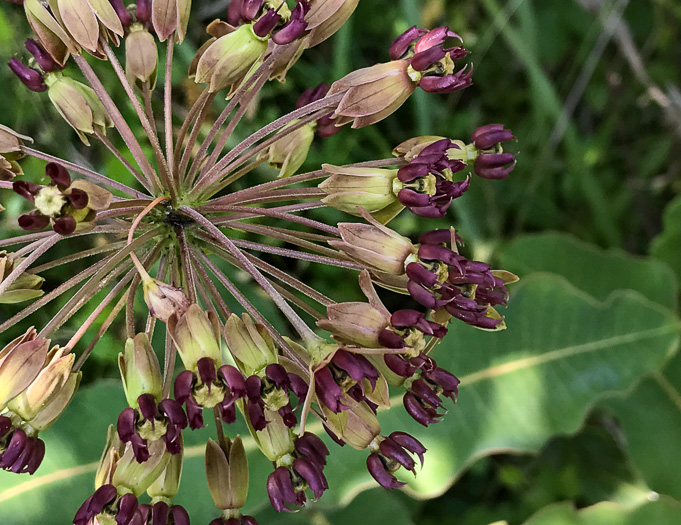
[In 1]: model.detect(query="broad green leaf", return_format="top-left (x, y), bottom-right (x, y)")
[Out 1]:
top-left (651, 193), bottom-right (681, 285)
top-left (1, 275), bottom-right (678, 521)
top-left (499, 232), bottom-right (678, 310)
top-left (521, 498), bottom-right (681, 525)
top-left (603, 351), bottom-right (681, 500)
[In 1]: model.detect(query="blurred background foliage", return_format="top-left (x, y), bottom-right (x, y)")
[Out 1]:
top-left (1, 0), bottom-right (681, 523)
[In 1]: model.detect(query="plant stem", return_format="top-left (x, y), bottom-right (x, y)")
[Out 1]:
top-left (0, 234), bottom-right (60, 297)
top-left (165, 36), bottom-right (176, 178)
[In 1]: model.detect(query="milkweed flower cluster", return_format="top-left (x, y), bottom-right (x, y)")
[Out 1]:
top-left (0, 1), bottom-right (518, 523)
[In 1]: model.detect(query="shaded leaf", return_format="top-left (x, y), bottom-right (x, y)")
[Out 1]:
top-left (651, 194), bottom-right (681, 286)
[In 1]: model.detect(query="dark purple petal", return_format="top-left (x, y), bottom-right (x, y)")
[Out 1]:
top-left (1, 429), bottom-right (27, 469)
top-left (379, 437), bottom-right (416, 472)
top-left (159, 398), bottom-right (188, 429)
top-left (398, 188), bottom-right (432, 208)
top-left (383, 353), bottom-right (416, 378)
top-left (116, 493), bottom-right (138, 525)
top-left (295, 432), bottom-right (329, 467)
top-left (241, 0), bottom-right (263, 20)
top-left (185, 398), bottom-right (205, 429)
top-left (366, 453), bottom-right (405, 489)
top-left (278, 404), bottom-right (297, 428)
top-left (273, 466), bottom-right (297, 504)
top-left (389, 26), bottom-right (427, 60)
top-left (390, 432), bottom-right (426, 466)
top-left (471, 124), bottom-right (516, 150)
top-left (314, 366), bottom-right (344, 413)
top-left (403, 392), bottom-right (439, 426)
top-left (405, 262), bottom-right (438, 287)
top-left (197, 357), bottom-right (217, 386)
top-left (296, 82), bottom-right (330, 109)
top-left (53, 216), bottom-right (77, 236)
top-left (267, 470), bottom-right (290, 513)
top-left (253, 9), bottom-right (281, 37)
top-left (25, 39), bottom-right (60, 72)
top-left (8, 58), bottom-right (46, 92)
top-left (25, 437), bottom-right (45, 474)
top-left (13, 180), bottom-right (42, 201)
top-left (117, 407), bottom-right (137, 441)
top-left (419, 67), bottom-right (473, 94)
top-left (219, 365), bottom-right (247, 398)
top-left (266, 363), bottom-right (291, 389)
top-left (272, 4), bottom-right (307, 45)
top-left (136, 0), bottom-right (151, 23)
top-left (247, 399), bottom-right (267, 431)
top-left (287, 373), bottom-right (308, 400)
top-left (151, 501), bottom-right (169, 525)
top-left (410, 46), bottom-right (447, 71)
top-left (174, 370), bottom-right (195, 403)
top-left (414, 26), bottom-right (461, 54)
top-left (227, 0), bottom-right (245, 25)
top-left (137, 393), bottom-right (159, 422)
top-left (410, 379), bottom-right (441, 407)
top-left (378, 329), bottom-right (405, 349)
top-left (67, 188), bottom-right (89, 209)
top-left (0, 416), bottom-right (12, 438)
top-left (109, 0), bottom-right (133, 27)
top-left (407, 280), bottom-right (439, 309)
top-left (293, 457), bottom-right (327, 498)
top-left (170, 505), bottom-right (190, 525)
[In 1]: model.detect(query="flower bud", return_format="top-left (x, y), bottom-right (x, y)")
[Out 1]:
top-left (119, 334), bottom-right (163, 408)
top-left (392, 135), bottom-right (446, 161)
top-left (323, 401), bottom-right (381, 450)
top-left (53, 0), bottom-right (124, 54)
top-left (147, 444), bottom-right (183, 499)
top-left (24, 0), bottom-right (79, 66)
top-left (112, 439), bottom-right (171, 496)
top-left (0, 251), bottom-right (45, 304)
top-left (205, 436), bottom-right (249, 510)
top-left (328, 61), bottom-right (418, 128)
top-left (28, 369), bottom-right (80, 430)
top-left (6, 346), bottom-right (75, 422)
top-left (306, 0), bottom-right (359, 48)
top-left (195, 23), bottom-right (268, 93)
top-left (125, 24), bottom-right (158, 89)
top-left (142, 277), bottom-right (191, 323)
top-left (168, 304), bottom-right (222, 371)
top-left (329, 221), bottom-right (416, 275)
top-left (316, 302), bottom-right (390, 348)
top-left (0, 332), bottom-right (50, 408)
top-left (152, 0), bottom-right (192, 42)
top-left (223, 313), bottom-right (277, 375)
top-left (95, 425), bottom-right (126, 489)
top-left (319, 164), bottom-right (402, 222)
top-left (259, 120), bottom-right (315, 178)
top-left (250, 409), bottom-right (295, 462)
top-left (46, 73), bottom-right (114, 146)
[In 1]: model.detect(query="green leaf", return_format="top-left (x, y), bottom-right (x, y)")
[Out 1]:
top-left (499, 232), bottom-right (678, 310)
top-left (603, 350), bottom-right (681, 501)
top-left (1, 275), bottom-right (678, 521)
top-left (521, 498), bottom-right (681, 525)
top-left (651, 193), bottom-right (681, 285)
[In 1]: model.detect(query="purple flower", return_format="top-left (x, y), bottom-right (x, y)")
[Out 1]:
top-left (137, 501), bottom-right (190, 525)
top-left (366, 432), bottom-right (426, 489)
top-left (74, 486), bottom-right (145, 525)
top-left (8, 58), bottom-right (46, 92)
top-left (396, 139), bottom-right (468, 218)
top-left (471, 124), bottom-right (517, 179)
top-left (0, 419), bottom-right (46, 475)
top-left (315, 349), bottom-right (379, 413)
top-left (267, 433), bottom-right (329, 512)
top-left (378, 309), bottom-right (447, 349)
top-left (117, 393), bottom-right (188, 463)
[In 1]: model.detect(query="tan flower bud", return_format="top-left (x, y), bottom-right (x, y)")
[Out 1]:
top-left (323, 401), bottom-right (381, 450)
top-left (195, 24), bottom-right (268, 93)
top-left (95, 425), bottom-right (125, 488)
top-left (52, 0), bottom-right (124, 53)
top-left (24, 0), bottom-right (79, 65)
top-left (46, 73), bottom-right (114, 146)
top-left (147, 443), bottom-right (183, 499)
top-left (329, 61), bottom-right (418, 128)
top-left (113, 439), bottom-right (171, 496)
top-left (319, 164), bottom-right (403, 222)
top-left (125, 25), bottom-right (158, 89)
top-left (317, 302), bottom-right (390, 348)
top-left (6, 346), bottom-right (75, 422)
top-left (27, 369), bottom-right (80, 430)
top-left (205, 436), bottom-right (249, 510)
top-left (168, 304), bottom-right (222, 371)
top-left (306, 0), bottom-right (360, 48)
top-left (0, 331), bottom-right (50, 407)
top-left (329, 220), bottom-right (416, 275)
top-left (0, 157), bottom-right (23, 182)
top-left (223, 313), bottom-right (277, 376)
top-left (119, 333), bottom-right (163, 408)
top-left (0, 251), bottom-right (45, 304)
top-left (268, 39), bottom-right (306, 82)
top-left (142, 277), bottom-right (191, 323)
top-left (152, 0), bottom-right (191, 43)
top-left (259, 120), bottom-right (315, 178)
top-left (0, 124), bottom-right (31, 162)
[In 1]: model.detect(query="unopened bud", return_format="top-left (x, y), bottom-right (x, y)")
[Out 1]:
top-left (205, 436), bottom-right (249, 510)
top-left (28, 369), bottom-right (80, 430)
top-left (147, 444), bottom-right (183, 499)
top-left (142, 278), bottom-right (191, 323)
top-left (6, 346), bottom-right (75, 422)
top-left (46, 74), bottom-right (114, 146)
top-left (119, 334), bottom-right (163, 408)
top-left (54, 0), bottom-right (123, 53)
top-left (168, 304), bottom-right (222, 372)
top-left (323, 401), bottom-right (381, 450)
top-left (329, 220), bottom-right (416, 275)
top-left (0, 251), bottom-right (45, 304)
top-left (152, 0), bottom-right (191, 42)
top-left (113, 439), bottom-right (171, 496)
top-left (259, 121), bottom-right (315, 179)
top-left (195, 24), bottom-right (268, 93)
top-left (125, 25), bottom-right (158, 89)
top-left (319, 164), bottom-right (401, 221)
top-left (223, 313), bottom-right (277, 375)
top-left (306, 0), bottom-right (360, 48)
top-left (0, 332), bottom-right (50, 408)
top-left (95, 425), bottom-right (125, 489)
top-left (317, 302), bottom-right (390, 348)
